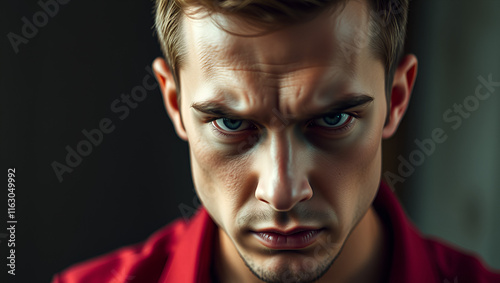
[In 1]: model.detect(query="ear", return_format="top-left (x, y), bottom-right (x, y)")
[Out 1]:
top-left (152, 57), bottom-right (188, 141)
top-left (382, 54), bottom-right (418, 139)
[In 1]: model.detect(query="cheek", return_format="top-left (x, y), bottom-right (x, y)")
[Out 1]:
top-left (311, 108), bottom-right (384, 227)
top-left (336, 96), bottom-right (386, 188)
top-left (189, 135), bottom-right (255, 228)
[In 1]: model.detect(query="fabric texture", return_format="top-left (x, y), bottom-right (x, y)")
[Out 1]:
top-left (52, 182), bottom-right (500, 283)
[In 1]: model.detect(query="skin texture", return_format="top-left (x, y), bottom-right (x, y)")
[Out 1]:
top-left (153, 0), bottom-right (417, 282)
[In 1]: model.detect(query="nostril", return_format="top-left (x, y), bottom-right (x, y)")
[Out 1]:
top-left (255, 190), bottom-right (269, 204)
top-left (258, 198), bottom-right (269, 205)
top-left (255, 179), bottom-right (313, 211)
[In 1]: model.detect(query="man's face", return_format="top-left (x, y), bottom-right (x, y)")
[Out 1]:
top-left (176, 0), bottom-right (388, 281)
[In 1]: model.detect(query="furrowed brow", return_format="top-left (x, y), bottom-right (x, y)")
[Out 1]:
top-left (191, 101), bottom-right (240, 117)
top-left (191, 95), bottom-right (374, 120)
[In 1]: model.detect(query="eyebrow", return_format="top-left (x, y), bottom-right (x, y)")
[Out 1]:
top-left (322, 94), bottom-right (374, 113)
top-left (191, 94), bottom-right (374, 119)
top-left (191, 101), bottom-right (241, 118)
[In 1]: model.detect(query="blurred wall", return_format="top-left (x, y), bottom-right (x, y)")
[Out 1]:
top-left (386, 0), bottom-right (500, 270)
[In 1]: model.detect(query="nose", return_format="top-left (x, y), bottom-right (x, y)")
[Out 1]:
top-left (254, 131), bottom-right (313, 211)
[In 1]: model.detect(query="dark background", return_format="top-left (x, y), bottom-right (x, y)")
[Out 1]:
top-left (1, 0), bottom-right (499, 282)
top-left (2, 1), bottom-right (195, 282)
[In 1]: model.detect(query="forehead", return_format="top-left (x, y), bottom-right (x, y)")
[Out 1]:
top-left (183, 0), bottom-right (372, 68)
top-left (180, 0), bottom-right (380, 115)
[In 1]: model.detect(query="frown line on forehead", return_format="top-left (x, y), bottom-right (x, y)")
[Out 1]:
top-left (194, 39), bottom-right (360, 83)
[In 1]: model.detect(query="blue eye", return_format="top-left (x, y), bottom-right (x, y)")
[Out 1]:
top-left (314, 113), bottom-right (352, 128)
top-left (213, 118), bottom-right (251, 132)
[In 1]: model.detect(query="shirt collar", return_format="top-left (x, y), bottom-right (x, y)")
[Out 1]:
top-left (160, 209), bottom-right (216, 283)
top-left (374, 182), bottom-right (437, 282)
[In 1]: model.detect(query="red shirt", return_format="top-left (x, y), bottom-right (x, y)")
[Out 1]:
top-left (52, 182), bottom-right (500, 282)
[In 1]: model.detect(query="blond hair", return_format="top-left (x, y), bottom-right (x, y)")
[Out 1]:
top-left (154, 0), bottom-right (408, 95)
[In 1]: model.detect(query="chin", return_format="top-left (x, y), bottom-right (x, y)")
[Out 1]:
top-left (239, 248), bottom-right (338, 283)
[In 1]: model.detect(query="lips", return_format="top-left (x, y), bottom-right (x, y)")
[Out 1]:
top-left (253, 228), bottom-right (323, 249)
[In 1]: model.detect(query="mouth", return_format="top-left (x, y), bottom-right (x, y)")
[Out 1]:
top-left (252, 228), bottom-right (324, 250)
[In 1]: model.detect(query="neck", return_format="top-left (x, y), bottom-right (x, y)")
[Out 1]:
top-left (214, 206), bottom-right (390, 283)
top-left (322, 206), bottom-right (391, 283)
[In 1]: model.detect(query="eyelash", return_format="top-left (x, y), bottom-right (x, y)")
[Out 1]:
top-left (307, 113), bottom-right (359, 134)
top-left (207, 117), bottom-right (258, 138)
top-left (206, 112), bottom-right (359, 137)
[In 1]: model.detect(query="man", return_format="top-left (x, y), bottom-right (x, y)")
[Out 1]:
top-left (52, 0), bottom-right (500, 282)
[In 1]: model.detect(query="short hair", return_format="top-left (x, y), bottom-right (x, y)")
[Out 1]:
top-left (154, 0), bottom-right (409, 98)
